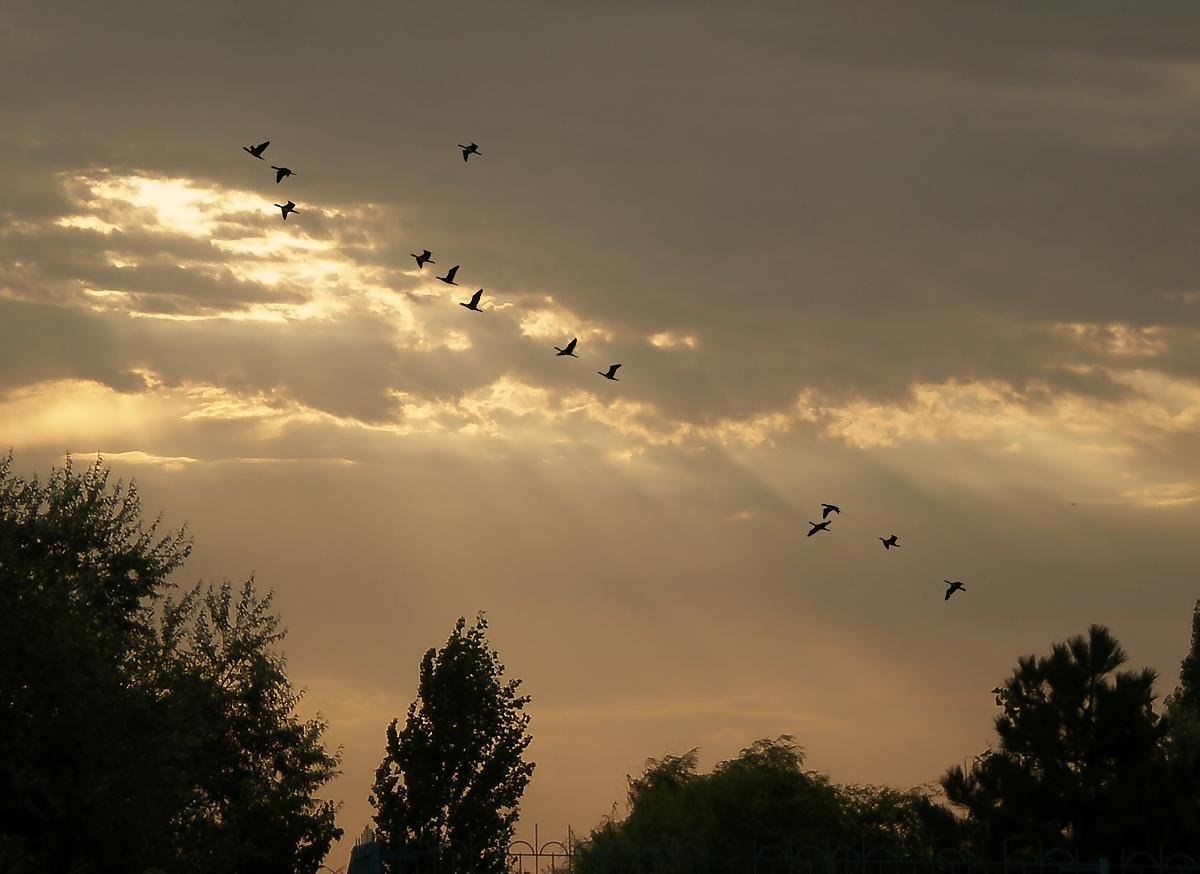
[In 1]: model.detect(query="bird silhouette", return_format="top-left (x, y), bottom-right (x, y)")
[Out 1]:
top-left (411, 250), bottom-right (435, 269)
top-left (437, 265), bottom-right (460, 285)
top-left (944, 580), bottom-right (966, 600)
top-left (821, 503), bottom-right (841, 519)
top-left (458, 142), bottom-right (481, 161)
top-left (244, 140), bottom-right (270, 159)
top-left (554, 338), bottom-right (579, 357)
top-left (806, 520), bottom-right (831, 537)
top-left (879, 534), bottom-right (900, 550)
top-left (460, 289), bottom-right (484, 311)
top-left (598, 364), bottom-right (621, 381)
top-left (273, 201), bottom-right (298, 221)
top-left (270, 165), bottom-right (294, 183)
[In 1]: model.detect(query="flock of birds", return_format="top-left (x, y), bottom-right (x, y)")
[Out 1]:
top-left (241, 137), bottom-right (967, 602)
top-left (241, 138), bottom-right (626, 383)
top-left (803, 503), bottom-right (966, 601)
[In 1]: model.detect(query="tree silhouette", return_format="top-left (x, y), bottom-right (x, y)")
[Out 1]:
top-left (941, 624), bottom-right (1163, 856)
top-left (371, 613), bottom-right (534, 873)
top-left (156, 579), bottom-right (343, 872)
top-left (0, 454), bottom-right (342, 873)
top-left (1159, 599), bottom-right (1200, 848)
top-left (574, 736), bottom-right (959, 873)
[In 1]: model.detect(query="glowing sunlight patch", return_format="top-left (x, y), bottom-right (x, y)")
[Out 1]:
top-left (648, 331), bottom-right (698, 349)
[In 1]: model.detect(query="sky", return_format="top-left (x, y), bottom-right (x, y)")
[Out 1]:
top-left (4, 0), bottom-right (1200, 863)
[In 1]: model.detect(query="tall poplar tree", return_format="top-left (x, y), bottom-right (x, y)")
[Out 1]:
top-left (371, 613), bottom-right (535, 873)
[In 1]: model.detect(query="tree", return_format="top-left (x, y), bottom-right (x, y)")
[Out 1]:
top-left (371, 613), bottom-right (535, 874)
top-left (573, 736), bottom-right (960, 873)
top-left (0, 454), bottom-right (342, 872)
top-left (156, 579), bottom-right (343, 873)
top-left (1159, 599), bottom-right (1200, 848)
top-left (941, 624), bottom-right (1164, 857)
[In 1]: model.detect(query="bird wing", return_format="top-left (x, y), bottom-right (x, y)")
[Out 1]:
top-left (257, 141), bottom-right (269, 151)
top-left (945, 588), bottom-right (952, 600)
top-left (462, 150), bottom-right (469, 162)
top-left (447, 265), bottom-right (459, 280)
top-left (565, 338), bottom-right (577, 353)
top-left (822, 506), bottom-right (832, 518)
top-left (611, 364), bottom-right (621, 374)
top-left (470, 289), bottom-right (483, 306)
top-left (422, 250), bottom-right (432, 258)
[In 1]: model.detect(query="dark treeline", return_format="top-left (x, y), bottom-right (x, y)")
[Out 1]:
top-left (574, 616), bottom-right (1200, 867)
top-left (3, 455), bottom-right (1200, 873)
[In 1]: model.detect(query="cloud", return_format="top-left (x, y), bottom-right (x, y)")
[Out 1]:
top-left (648, 331), bottom-right (698, 349)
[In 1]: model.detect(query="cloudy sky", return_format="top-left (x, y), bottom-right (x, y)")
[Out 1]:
top-left (5, 0), bottom-right (1200, 861)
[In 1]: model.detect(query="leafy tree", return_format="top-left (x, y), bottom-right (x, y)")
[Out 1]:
top-left (574, 736), bottom-right (959, 873)
top-left (838, 783), bottom-right (964, 852)
top-left (941, 624), bottom-right (1164, 857)
top-left (371, 613), bottom-right (535, 874)
top-left (157, 579), bottom-right (343, 873)
top-left (0, 454), bottom-right (342, 873)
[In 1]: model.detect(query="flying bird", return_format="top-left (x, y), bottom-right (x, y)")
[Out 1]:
top-left (458, 142), bottom-right (481, 161)
top-left (437, 265), bottom-right (460, 285)
top-left (270, 165), bottom-right (294, 183)
top-left (879, 534), bottom-right (900, 550)
top-left (598, 364), bottom-right (621, 381)
top-left (554, 338), bottom-right (579, 357)
top-left (821, 503), bottom-right (841, 519)
top-left (806, 520), bottom-right (831, 537)
top-left (411, 250), bottom-right (435, 269)
top-left (273, 201), bottom-right (298, 221)
top-left (944, 580), bottom-right (967, 600)
top-left (243, 140), bottom-right (270, 159)
top-left (460, 289), bottom-right (484, 311)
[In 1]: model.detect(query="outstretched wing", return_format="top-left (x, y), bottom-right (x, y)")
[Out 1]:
top-left (945, 588), bottom-right (952, 600)
top-left (275, 168), bottom-right (286, 183)
top-left (256, 140), bottom-right (269, 152)
top-left (470, 289), bottom-right (483, 306)
top-left (611, 363), bottom-right (621, 375)
top-left (564, 338), bottom-right (577, 353)
top-left (447, 265), bottom-right (459, 281)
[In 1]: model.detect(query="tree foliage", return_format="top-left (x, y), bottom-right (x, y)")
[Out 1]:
top-left (941, 624), bottom-right (1165, 856)
top-left (0, 454), bottom-right (342, 873)
top-left (371, 613), bottom-right (534, 874)
top-left (1159, 599), bottom-right (1200, 848)
top-left (573, 736), bottom-right (960, 873)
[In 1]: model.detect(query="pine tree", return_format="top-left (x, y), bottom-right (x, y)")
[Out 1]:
top-left (941, 625), bottom-right (1163, 856)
